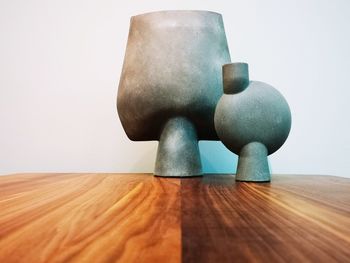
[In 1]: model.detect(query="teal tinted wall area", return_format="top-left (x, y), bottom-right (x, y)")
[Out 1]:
top-left (199, 141), bottom-right (237, 174)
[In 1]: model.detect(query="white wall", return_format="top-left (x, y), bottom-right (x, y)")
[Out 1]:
top-left (1, 0), bottom-right (349, 177)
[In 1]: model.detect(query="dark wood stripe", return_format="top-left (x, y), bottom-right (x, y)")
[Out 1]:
top-left (181, 174), bottom-right (350, 263)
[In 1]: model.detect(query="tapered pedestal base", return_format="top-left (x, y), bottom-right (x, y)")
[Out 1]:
top-left (154, 117), bottom-right (202, 177)
top-left (236, 142), bottom-right (270, 182)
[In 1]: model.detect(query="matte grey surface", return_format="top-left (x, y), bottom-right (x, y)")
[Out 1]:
top-left (215, 63), bottom-right (292, 182)
top-left (236, 142), bottom-right (270, 182)
top-left (223, 62), bottom-right (249, 94)
top-left (117, 11), bottom-right (231, 177)
top-left (154, 117), bottom-right (202, 177)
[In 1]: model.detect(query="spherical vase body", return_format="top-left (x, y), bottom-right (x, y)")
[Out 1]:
top-left (214, 63), bottom-right (291, 182)
top-left (117, 11), bottom-right (231, 177)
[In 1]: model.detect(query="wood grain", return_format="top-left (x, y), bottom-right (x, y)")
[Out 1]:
top-left (182, 174), bottom-right (350, 263)
top-left (0, 173), bottom-right (181, 263)
top-left (0, 173), bottom-right (350, 262)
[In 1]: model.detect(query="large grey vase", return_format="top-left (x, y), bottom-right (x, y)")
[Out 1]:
top-left (117, 11), bottom-right (231, 177)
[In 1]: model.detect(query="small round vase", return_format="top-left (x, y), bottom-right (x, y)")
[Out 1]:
top-left (214, 63), bottom-right (292, 182)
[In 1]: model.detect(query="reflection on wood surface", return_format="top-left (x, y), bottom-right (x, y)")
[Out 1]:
top-left (0, 173), bottom-right (349, 262)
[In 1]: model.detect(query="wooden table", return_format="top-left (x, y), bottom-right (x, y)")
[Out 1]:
top-left (0, 173), bottom-right (349, 262)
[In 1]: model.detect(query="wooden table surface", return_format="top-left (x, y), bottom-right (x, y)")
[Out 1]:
top-left (0, 173), bottom-right (349, 263)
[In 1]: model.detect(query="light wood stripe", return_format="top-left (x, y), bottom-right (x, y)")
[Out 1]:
top-left (0, 174), bottom-right (181, 263)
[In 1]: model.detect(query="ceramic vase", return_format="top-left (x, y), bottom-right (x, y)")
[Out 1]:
top-left (214, 63), bottom-right (292, 182)
top-left (117, 11), bottom-right (231, 177)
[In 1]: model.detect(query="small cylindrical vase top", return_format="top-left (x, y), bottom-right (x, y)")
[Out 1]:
top-left (223, 63), bottom-right (249, 94)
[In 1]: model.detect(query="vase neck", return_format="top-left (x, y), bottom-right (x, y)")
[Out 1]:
top-left (223, 63), bottom-right (249, 94)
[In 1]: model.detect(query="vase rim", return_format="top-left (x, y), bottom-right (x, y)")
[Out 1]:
top-left (132, 10), bottom-right (222, 19)
top-left (223, 62), bottom-right (249, 67)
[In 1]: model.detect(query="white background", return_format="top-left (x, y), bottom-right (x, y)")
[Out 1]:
top-left (1, 0), bottom-right (349, 177)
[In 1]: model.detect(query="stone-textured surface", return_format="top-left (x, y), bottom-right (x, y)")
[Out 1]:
top-left (223, 62), bottom-right (249, 94)
top-left (117, 11), bottom-right (231, 141)
top-left (215, 63), bottom-right (291, 181)
top-left (117, 11), bottom-right (231, 177)
top-left (154, 117), bottom-right (202, 177)
top-left (235, 142), bottom-right (270, 182)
